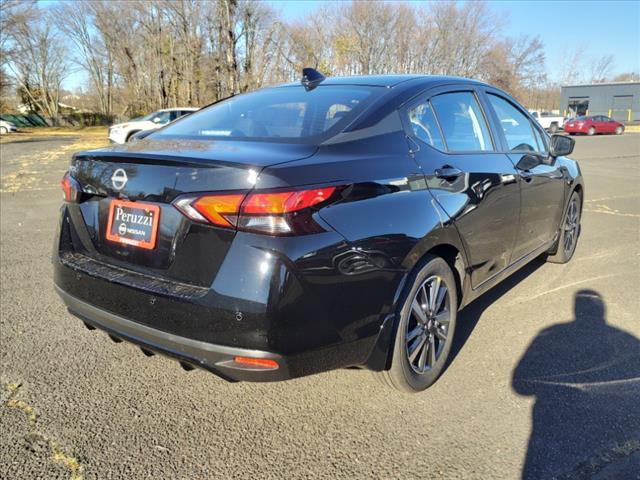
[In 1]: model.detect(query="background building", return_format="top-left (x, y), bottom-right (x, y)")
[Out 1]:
top-left (560, 82), bottom-right (640, 122)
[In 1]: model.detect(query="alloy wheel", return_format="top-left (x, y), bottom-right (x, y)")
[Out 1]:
top-left (405, 275), bottom-right (450, 374)
top-left (563, 199), bottom-right (580, 256)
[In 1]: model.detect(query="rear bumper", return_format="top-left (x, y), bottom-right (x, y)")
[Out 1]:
top-left (52, 201), bottom-right (402, 380)
top-left (55, 285), bottom-right (291, 382)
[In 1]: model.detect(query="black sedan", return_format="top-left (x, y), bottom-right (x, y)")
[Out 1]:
top-left (54, 70), bottom-right (583, 392)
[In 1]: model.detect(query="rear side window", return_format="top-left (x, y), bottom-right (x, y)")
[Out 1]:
top-left (487, 94), bottom-right (539, 152)
top-left (408, 101), bottom-right (445, 150)
top-left (154, 86), bottom-right (376, 142)
top-left (431, 92), bottom-right (493, 152)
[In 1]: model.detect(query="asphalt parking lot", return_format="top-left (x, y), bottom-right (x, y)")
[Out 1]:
top-left (1, 132), bottom-right (639, 479)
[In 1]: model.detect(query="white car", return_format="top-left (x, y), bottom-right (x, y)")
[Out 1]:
top-left (529, 110), bottom-right (565, 133)
top-left (0, 120), bottom-right (17, 135)
top-left (108, 108), bottom-right (198, 144)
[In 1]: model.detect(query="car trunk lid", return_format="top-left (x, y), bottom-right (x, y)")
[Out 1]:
top-left (65, 139), bottom-right (317, 286)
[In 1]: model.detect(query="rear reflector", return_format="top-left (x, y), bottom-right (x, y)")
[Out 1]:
top-left (233, 356), bottom-right (279, 370)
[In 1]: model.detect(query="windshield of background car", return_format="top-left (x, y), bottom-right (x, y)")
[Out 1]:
top-left (134, 111), bottom-right (162, 122)
top-left (152, 86), bottom-right (377, 143)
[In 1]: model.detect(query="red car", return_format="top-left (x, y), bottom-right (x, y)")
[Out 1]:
top-left (564, 115), bottom-right (625, 135)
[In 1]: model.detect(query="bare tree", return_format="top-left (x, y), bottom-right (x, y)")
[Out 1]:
top-left (237, 0), bottom-right (280, 91)
top-left (558, 45), bottom-right (586, 85)
top-left (424, 1), bottom-right (502, 77)
top-left (611, 71), bottom-right (639, 82)
top-left (3, 0), bottom-right (572, 119)
top-left (6, 6), bottom-right (69, 123)
top-left (56, 1), bottom-right (115, 116)
top-left (589, 54), bottom-right (615, 83)
top-left (0, 0), bottom-right (36, 110)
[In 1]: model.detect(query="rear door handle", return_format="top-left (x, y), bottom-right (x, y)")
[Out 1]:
top-left (434, 166), bottom-right (463, 180)
top-left (518, 170), bottom-right (534, 183)
top-left (500, 173), bottom-right (517, 184)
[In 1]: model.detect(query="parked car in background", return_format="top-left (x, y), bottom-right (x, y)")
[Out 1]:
top-left (0, 119), bottom-right (17, 135)
top-left (564, 115), bottom-right (625, 136)
top-left (55, 70), bottom-right (583, 393)
top-left (108, 108), bottom-right (198, 144)
top-left (529, 110), bottom-right (565, 133)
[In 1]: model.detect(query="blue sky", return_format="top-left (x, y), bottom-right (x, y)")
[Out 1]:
top-left (63, 0), bottom-right (639, 90)
top-left (268, 0), bottom-right (640, 81)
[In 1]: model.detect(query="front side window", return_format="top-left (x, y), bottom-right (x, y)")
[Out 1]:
top-left (487, 94), bottom-right (539, 152)
top-left (408, 101), bottom-right (445, 150)
top-left (430, 92), bottom-right (493, 152)
top-left (153, 86), bottom-right (376, 142)
top-left (532, 125), bottom-right (547, 152)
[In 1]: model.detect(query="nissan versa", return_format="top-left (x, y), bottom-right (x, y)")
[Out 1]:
top-left (54, 70), bottom-right (583, 392)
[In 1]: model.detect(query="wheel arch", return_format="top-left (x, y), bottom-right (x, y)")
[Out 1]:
top-left (365, 237), bottom-right (468, 372)
top-left (424, 244), bottom-right (465, 308)
top-left (400, 223), bottom-right (469, 308)
top-left (572, 182), bottom-right (584, 211)
top-left (126, 130), bottom-right (141, 141)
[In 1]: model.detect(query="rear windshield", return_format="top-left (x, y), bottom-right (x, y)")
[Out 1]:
top-left (152, 85), bottom-right (377, 143)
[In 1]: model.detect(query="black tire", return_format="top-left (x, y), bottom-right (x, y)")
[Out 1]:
top-left (615, 126), bottom-right (624, 135)
top-left (587, 126), bottom-right (596, 136)
top-left (547, 191), bottom-right (581, 264)
top-left (549, 123), bottom-right (559, 134)
top-left (376, 256), bottom-right (458, 393)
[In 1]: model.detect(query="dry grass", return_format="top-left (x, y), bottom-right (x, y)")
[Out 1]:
top-left (0, 126), bottom-right (108, 145)
top-left (0, 128), bottom-right (109, 193)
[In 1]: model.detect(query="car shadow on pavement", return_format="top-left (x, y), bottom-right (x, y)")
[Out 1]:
top-left (512, 289), bottom-right (640, 479)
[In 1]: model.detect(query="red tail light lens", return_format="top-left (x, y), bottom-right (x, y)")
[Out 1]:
top-left (243, 188), bottom-right (336, 214)
top-left (61, 172), bottom-right (80, 202)
top-left (173, 186), bottom-right (338, 235)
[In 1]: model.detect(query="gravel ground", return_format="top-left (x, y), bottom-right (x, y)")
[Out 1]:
top-left (1, 133), bottom-right (639, 480)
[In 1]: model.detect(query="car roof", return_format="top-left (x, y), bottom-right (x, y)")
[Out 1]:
top-left (158, 107), bottom-right (198, 112)
top-left (277, 74), bottom-right (487, 88)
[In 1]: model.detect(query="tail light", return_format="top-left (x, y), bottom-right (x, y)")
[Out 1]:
top-left (61, 172), bottom-right (80, 202)
top-left (173, 186), bottom-right (338, 235)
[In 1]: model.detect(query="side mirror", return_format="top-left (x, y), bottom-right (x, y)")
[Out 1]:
top-left (549, 134), bottom-right (574, 158)
top-left (152, 117), bottom-right (162, 124)
top-left (516, 154), bottom-right (543, 171)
